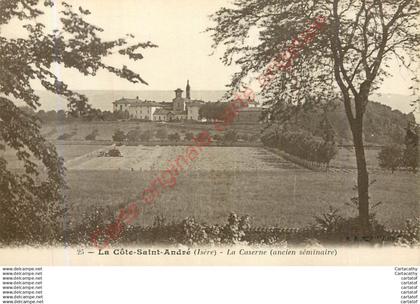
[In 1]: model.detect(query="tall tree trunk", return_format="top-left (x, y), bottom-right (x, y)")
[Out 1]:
top-left (351, 119), bottom-right (370, 235)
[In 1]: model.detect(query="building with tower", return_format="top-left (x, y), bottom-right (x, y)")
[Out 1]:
top-left (112, 80), bottom-right (262, 122)
top-left (112, 80), bottom-right (205, 121)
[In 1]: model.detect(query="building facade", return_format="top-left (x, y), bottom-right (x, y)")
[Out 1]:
top-left (112, 80), bottom-right (262, 123)
top-left (186, 102), bottom-right (202, 120)
top-left (128, 100), bottom-right (159, 120)
top-left (113, 80), bottom-right (204, 121)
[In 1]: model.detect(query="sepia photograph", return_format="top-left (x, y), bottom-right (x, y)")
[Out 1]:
top-left (0, 0), bottom-right (419, 265)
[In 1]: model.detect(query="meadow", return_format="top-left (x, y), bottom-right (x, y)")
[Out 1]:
top-left (330, 146), bottom-right (381, 169)
top-left (2, 122), bottom-right (417, 231)
top-left (60, 144), bottom-right (418, 230)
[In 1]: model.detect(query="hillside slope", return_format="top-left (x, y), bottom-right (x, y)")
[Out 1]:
top-left (291, 101), bottom-right (416, 145)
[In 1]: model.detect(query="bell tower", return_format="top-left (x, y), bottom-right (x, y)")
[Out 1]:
top-left (174, 88), bottom-right (183, 99)
top-left (186, 80), bottom-right (191, 99)
top-left (173, 88), bottom-right (185, 111)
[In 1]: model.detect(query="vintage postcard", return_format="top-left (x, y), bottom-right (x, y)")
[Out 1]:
top-left (0, 0), bottom-right (419, 266)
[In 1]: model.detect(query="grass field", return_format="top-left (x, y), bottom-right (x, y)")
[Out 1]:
top-left (330, 146), bottom-right (381, 169)
top-left (61, 145), bottom-right (419, 229)
top-left (64, 145), bottom-right (298, 171)
top-left (0, 144), bottom-right (108, 169)
top-left (2, 130), bottom-right (417, 230)
top-left (40, 121), bottom-right (384, 170)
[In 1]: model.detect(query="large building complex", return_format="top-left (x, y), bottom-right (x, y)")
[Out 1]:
top-left (112, 80), bottom-right (263, 123)
top-left (113, 81), bottom-right (204, 121)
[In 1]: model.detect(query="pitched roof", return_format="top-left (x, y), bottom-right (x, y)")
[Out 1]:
top-left (114, 98), bottom-right (162, 107)
top-left (173, 110), bottom-right (187, 115)
top-left (130, 101), bottom-right (161, 107)
top-left (113, 99), bottom-right (132, 105)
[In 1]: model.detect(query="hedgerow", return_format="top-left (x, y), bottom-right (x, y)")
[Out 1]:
top-left (61, 209), bottom-right (418, 248)
top-left (261, 129), bottom-right (337, 169)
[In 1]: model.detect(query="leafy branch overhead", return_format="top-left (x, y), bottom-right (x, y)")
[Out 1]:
top-left (0, 0), bottom-right (156, 244)
top-left (208, 0), bottom-right (419, 122)
top-left (0, 0), bottom-right (157, 115)
top-left (208, 0), bottom-right (419, 234)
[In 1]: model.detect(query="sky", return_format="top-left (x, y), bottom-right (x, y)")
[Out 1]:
top-left (3, 0), bottom-right (418, 95)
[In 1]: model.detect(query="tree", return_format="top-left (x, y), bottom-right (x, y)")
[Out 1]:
top-left (56, 110), bottom-right (66, 121)
top-left (0, 1), bottom-right (157, 244)
top-left (184, 132), bottom-right (194, 141)
top-left (83, 108), bottom-right (104, 121)
top-left (403, 123), bottom-right (418, 172)
top-left (126, 128), bottom-right (142, 142)
top-left (19, 106), bottom-right (36, 116)
top-left (85, 129), bottom-right (99, 141)
top-left (140, 130), bottom-right (152, 142)
top-left (378, 144), bottom-right (403, 173)
top-left (318, 142), bottom-right (338, 170)
top-left (223, 129), bottom-right (238, 143)
top-left (213, 134), bottom-right (223, 142)
top-left (0, 2), bottom-right (156, 244)
top-left (114, 110), bottom-right (129, 120)
top-left (239, 133), bottom-right (250, 142)
top-left (101, 111), bottom-right (116, 121)
top-left (112, 129), bottom-right (126, 142)
top-left (156, 128), bottom-right (168, 141)
top-left (317, 112), bottom-right (336, 143)
top-left (199, 102), bottom-right (229, 121)
top-left (45, 110), bottom-right (58, 121)
top-left (209, 0), bottom-right (419, 234)
top-left (168, 132), bottom-right (181, 142)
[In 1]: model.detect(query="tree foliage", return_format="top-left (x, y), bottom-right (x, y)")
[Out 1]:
top-left (208, 0), bottom-right (419, 233)
top-left (140, 130), bottom-right (152, 142)
top-left (377, 144), bottom-right (403, 173)
top-left (198, 102), bottom-right (229, 121)
top-left (223, 129), bottom-right (238, 143)
top-left (112, 129), bottom-right (126, 142)
top-left (376, 125), bottom-right (418, 173)
top-left (85, 129), bottom-right (99, 141)
top-left (184, 132), bottom-right (194, 141)
top-left (0, 1), bottom-right (155, 244)
top-left (126, 127), bottom-right (142, 142)
top-left (168, 132), bottom-right (181, 142)
top-left (0, 98), bottom-right (66, 244)
top-left (261, 128), bottom-right (338, 166)
top-left (316, 113), bottom-right (335, 143)
top-left (403, 123), bottom-right (419, 172)
top-left (155, 128), bottom-right (168, 140)
top-left (208, 0), bottom-right (419, 112)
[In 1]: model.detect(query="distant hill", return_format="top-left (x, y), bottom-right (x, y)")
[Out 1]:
top-left (293, 101), bottom-right (416, 145)
top-left (371, 93), bottom-right (419, 120)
